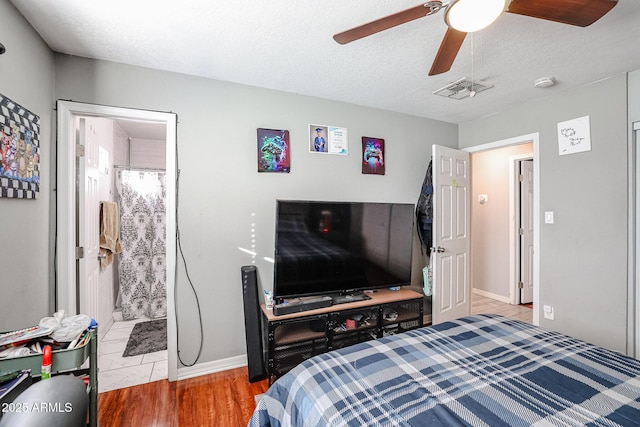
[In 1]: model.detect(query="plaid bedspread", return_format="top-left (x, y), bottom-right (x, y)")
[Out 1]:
top-left (248, 314), bottom-right (640, 426)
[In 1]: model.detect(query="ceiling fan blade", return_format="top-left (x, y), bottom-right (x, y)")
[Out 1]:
top-left (429, 28), bottom-right (467, 76)
top-left (506, 0), bottom-right (618, 27)
top-left (333, 3), bottom-right (436, 44)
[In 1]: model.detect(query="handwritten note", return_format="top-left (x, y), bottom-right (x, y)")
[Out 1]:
top-left (557, 115), bottom-right (591, 156)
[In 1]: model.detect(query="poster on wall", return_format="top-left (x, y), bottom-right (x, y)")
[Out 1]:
top-left (257, 128), bottom-right (290, 173)
top-left (308, 124), bottom-right (348, 155)
top-left (362, 136), bottom-right (385, 175)
top-left (0, 93), bottom-right (40, 199)
top-left (557, 115), bottom-right (591, 156)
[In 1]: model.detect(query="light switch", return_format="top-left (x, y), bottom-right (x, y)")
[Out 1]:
top-left (544, 211), bottom-right (554, 224)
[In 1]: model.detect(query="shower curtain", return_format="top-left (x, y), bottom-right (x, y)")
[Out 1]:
top-left (115, 169), bottom-right (167, 320)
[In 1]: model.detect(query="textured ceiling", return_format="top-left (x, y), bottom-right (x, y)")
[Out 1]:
top-left (8, 0), bottom-right (640, 124)
top-left (113, 119), bottom-right (166, 141)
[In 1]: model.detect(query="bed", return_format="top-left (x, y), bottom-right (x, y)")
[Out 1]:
top-left (248, 314), bottom-right (640, 426)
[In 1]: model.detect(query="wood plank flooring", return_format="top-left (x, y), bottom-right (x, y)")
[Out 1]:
top-left (98, 367), bottom-right (268, 426)
top-left (98, 295), bottom-right (532, 426)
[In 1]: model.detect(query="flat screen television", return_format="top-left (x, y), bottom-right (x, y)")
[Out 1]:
top-left (273, 200), bottom-right (415, 301)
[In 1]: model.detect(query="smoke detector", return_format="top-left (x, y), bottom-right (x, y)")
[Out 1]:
top-left (433, 78), bottom-right (493, 100)
top-left (533, 76), bottom-right (555, 88)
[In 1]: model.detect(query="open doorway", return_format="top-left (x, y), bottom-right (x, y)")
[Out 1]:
top-left (466, 133), bottom-right (540, 325)
top-left (56, 101), bottom-right (178, 387)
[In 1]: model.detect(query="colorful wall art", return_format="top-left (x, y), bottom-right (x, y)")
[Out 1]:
top-left (0, 93), bottom-right (40, 199)
top-left (257, 128), bottom-right (290, 173)
top-left (362, 136), bottom-right (385, 175)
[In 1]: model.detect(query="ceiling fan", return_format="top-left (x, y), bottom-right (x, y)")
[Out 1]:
top-left (333, 0), bottom-right (618, 76)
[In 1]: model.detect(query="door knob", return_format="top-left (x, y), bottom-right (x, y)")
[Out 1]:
top-left (98, 253), bottom-right (107, 260)
top-left (430, 246), bottom-right (445, 253)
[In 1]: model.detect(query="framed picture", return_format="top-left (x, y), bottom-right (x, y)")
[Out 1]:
top-left (309, 124), bottom-right (348, 155)
top-left (0, 93), bottom-right (41, 199)
top-left (257, 128), bottom-right (290, 173)
top-left (362, 136), bottom-right (385, 175)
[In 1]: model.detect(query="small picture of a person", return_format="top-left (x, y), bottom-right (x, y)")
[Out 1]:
top-left (314, 127), bottom-right (326, 152)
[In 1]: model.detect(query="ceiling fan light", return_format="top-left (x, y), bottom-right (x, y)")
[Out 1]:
top-left (445, 0), bottom-right (507, 33)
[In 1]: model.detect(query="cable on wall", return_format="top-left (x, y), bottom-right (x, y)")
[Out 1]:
top-left (173, 120), bottom-right (205, 367)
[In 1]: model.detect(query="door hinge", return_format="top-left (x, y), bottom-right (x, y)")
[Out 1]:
top-left (518, 281), bottom-right (524, 289)
top-left (75, 246), bottom-right (85, 260)
top-left (76, 144), bottom-right (85, 157)
top-left (519, 228), bottom-right (524, 236)
top-left (518, 174), bottom-right (524, 182)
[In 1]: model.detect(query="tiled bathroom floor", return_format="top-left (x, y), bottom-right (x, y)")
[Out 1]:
top-left (98, 317), bottom-right (168, 393)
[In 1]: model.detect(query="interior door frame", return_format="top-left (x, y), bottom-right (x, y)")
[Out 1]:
top-left (464, 132), bottom-right (540, 325)
top-left (56, 100), bottom-right (178, 381)
top-left (633, 121), bottom-right (640, 358)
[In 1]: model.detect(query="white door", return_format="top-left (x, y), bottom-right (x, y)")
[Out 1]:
top-left (77, 118), bottom-right (101, 321)
top-left (519, 160), bottom-right (534, 304)
top-left (432, 145), bottom-right (471, 324)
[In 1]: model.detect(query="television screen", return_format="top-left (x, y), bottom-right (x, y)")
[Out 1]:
top-left (273, 200), bottom-right (414, 300)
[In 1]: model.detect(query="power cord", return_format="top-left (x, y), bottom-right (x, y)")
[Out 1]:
top-left (174, 122), bottom-right (204, 367)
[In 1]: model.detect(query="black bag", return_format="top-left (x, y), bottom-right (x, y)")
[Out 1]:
top-left (416, 160), bottom-right (433, 255)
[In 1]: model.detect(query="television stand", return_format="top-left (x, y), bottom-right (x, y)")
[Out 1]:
top-left (261, 288), bottom-right (424, 384)
top-left (331, 291), bottom-right (371, 305)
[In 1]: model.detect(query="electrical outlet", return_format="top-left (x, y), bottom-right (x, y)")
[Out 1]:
top-left (544, 211), bottom-right (554, 224)
top-left (543, 304), bottom-right (554, 320)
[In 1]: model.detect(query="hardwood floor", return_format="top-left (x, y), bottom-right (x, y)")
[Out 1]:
top-left (98, 367), bottom-right (268, 427)
top-left (98, 294), bottom-right (532, 426)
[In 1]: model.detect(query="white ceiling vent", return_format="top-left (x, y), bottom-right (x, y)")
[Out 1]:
top-left (433, 78), bottom-right (493, 100)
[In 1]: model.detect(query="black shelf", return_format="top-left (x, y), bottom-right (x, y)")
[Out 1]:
top-left (262, 290), bottom-right (423, 384)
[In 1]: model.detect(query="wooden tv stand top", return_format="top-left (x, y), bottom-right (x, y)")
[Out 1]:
top-left (261, 288), bottom-right (423, 321)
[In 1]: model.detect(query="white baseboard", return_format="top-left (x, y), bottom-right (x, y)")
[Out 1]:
top-left (176, 355), bottom-right (248, 381)
top-left (472, 288), bottom-right (512, 304)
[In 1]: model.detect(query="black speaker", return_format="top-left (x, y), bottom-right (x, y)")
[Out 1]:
top-left (241, 265), bottom-right (267, 382)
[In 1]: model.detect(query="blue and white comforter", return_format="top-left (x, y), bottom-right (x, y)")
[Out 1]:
top-left (248, 314), bottom-right (640, 426)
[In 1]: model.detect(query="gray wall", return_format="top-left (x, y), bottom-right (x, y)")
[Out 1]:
top-left (54, 56), bottom-right (458, 364)
top-left (0, 2), bottom-right (55, 330)
top-left (631, 70), bottom-right (640, 124)
top-left (460, 74), bottom-right (629, 353)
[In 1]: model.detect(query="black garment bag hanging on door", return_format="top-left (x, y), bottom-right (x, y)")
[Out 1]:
top-left (416, 160), bottom-right (433, 255)
top-left (416, 160), bottom-right (434, 297)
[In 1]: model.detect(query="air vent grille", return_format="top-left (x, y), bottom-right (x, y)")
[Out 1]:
top-left (433, 78), bottom-right (493, 100)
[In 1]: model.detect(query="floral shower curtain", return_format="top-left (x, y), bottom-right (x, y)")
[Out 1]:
top-left (115, 170), bottom-right (167, 320)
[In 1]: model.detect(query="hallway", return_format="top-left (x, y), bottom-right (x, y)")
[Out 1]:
top-left (471, 293), bottom-right (533, 324)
